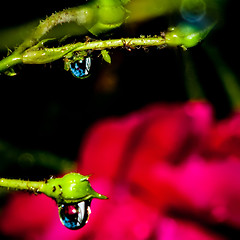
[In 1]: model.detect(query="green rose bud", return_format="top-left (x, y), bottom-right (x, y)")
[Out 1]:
top-left (165, 22), bottom-right (215, 48)
top-left (41, 172), bottom-right (107, 204)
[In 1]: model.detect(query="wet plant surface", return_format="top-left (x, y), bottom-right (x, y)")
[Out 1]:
top-left (0, 0), bottom-right (240, 238)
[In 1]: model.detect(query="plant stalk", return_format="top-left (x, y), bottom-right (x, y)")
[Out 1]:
top-left (0, 178), bottom-right (44, 194)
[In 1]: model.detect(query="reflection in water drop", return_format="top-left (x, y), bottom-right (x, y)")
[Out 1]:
top-left (69, 57), bottom-right (91, 79)
top-left (180, 0), bottom-right (206, 23)
top-left (59, 200), bottom-right (91, 230)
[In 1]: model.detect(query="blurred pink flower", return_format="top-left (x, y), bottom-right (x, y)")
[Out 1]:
top-left (1, 101), bottom-right (240, 239)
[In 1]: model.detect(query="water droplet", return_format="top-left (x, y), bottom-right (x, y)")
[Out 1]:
top-left (59, 200), bottom-right (91, 230)
top-left (69, 57), bottom-right (91, 79)
top-left (180, 0), bottom-right (206, 23)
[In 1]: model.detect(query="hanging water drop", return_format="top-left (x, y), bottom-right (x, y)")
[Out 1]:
top-left (69, 57), bottom-right (91, 79)
top-left (59, 200), bottom-right (91, 230)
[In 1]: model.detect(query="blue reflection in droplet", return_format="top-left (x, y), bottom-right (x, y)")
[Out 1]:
top-left (180, 0), bottom-right (206, 24)
top-left (59, 200), bottom-right (91, 230)
top-left (69, 57), bottom-right (91, 79)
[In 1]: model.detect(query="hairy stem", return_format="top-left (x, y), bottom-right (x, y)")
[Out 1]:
top-left (0, 178), bottom-right (44, 193)
top-left (21, 22), bottom-right (215, 65)
top-left (17, 6), bottom-right (93, 53)
top-left (0, 22), bottom-right (215, 74)
top-left (23, 36), bottom-right (166, 64)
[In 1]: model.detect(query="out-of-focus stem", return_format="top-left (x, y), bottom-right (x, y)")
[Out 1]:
top-left (205, 45), bottom-right (240, 109)
top-left (17, 6), bottom-right (94, 53)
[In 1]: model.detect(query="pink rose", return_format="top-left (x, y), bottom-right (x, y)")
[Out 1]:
top-left (1, 101), bottom-right (240, 239)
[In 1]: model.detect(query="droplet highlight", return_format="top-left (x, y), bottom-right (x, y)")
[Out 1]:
top-left (59, 200), bottom-right (91, 230)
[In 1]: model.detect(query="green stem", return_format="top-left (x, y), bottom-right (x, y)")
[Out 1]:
top-left (0, 178), bottom-right (44, 193)
top-left (183, 51), bottom-right (205, 100)
top-left (22, 22), bottom-right (215, 65)
top-left (0, 23), bottom-right (215, 74)
top-left (205, 45), bottom-right (240, 109)
top-left (17, 6), bottom-right (94, 54)
top-left (22, 36), bottom-right (167, 64)
top-left (0, 53), bottom-right (22, 73)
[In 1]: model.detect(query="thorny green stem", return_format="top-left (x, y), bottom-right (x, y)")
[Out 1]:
top-left (22, 36), bottom-right (167, 64)
top-left (0, 22), bottom-right (214, 74)
top-left (0, 11), bottom-right (215, 75)
top-left (0, 0), bottom-right (128, 74)
top-left (0, 0), bottom-right (215, 76)
top-left (16, 6), bottom-right (93, 54)
top-left (0, 35), bottom-right (167, 73)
